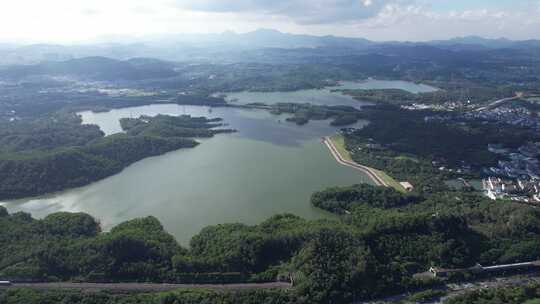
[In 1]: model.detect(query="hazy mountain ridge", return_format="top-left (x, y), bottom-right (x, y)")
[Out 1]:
top-left (1, 29), bottom-right (539, 66)
top-left (0, 56), bottom-right (179, 81)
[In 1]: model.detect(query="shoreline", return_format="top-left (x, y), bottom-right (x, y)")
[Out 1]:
top-left (323, 136), bottom-right (389, 187)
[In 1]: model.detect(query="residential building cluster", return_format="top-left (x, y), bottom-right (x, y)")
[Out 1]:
top-left (483, 142), bottom-right (540, 203)
top-left (424, 102), bottom-right (540, 131)
top-left (483, 177), bottom-right (540, 203)
top-left (463, 105), bottom-right (540, 131)
top-left (401, 100), bottom-right (473, 111)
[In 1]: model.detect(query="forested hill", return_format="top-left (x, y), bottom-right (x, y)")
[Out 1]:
top-left (3, 182), bottom-right (540, 303)
top-left (0, 113), bottom-right (234, 200)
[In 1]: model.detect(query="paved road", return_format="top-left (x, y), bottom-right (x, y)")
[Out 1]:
top-left (0, 282), bottom-right (292, 292)
top-left (360, 272), bottom-right (540, 303)
top-left (323, 137), bottom-right (388, 187)
top-left (474, 94), bottom-right (522, 112)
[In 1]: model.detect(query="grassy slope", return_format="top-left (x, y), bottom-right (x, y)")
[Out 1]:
top-left (329, 134), bottom-right (406, 193)
top-left (330, 134), bottom-right (353, 162)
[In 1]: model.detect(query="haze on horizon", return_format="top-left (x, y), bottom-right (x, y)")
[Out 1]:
top-left (1, 0), bottom-right (540, 44)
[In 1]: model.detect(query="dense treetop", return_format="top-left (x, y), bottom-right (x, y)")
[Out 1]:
top-left (2, 182), bottom-right (540, 303)
top-left (0, 112), bottom-right (233, 200)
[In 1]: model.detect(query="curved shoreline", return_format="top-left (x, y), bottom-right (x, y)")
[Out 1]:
top-left (323, 136), bottom-right (388, 187)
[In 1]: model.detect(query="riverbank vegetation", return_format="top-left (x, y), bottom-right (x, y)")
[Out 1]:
top-left (0, 113), bottom-right (234, 200)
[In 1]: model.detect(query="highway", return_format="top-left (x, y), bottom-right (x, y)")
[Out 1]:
top-left (474, 93), bottom-right (524, 112)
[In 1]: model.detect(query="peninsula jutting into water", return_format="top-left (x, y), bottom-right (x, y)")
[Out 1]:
top-left (1, 80), bottom-right (434, 244)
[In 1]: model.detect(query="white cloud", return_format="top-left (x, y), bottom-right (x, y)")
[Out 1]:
top-left (0, 0), bottom-right (539, 43)
top-left (0, 0), bottom-right (248, 43)
top-left (352, 2), bottom-right (540, 41)
top-left (176, 0), bottom-right (392, 24)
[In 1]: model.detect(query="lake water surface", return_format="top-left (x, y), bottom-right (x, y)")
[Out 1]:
top-left (2, 105), bottom-right (373, 245)
top-left (1, 80), bottom-right (434, 245)
top-left (225, 79), bottom-right (438, 108)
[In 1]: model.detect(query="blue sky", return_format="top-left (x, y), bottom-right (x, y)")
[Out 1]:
top-left (0, 0), bottom-right (539, 43)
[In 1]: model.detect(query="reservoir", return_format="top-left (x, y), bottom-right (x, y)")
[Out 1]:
top-left (2, 105), bottom-right (372, 245)
top-left (1, 80), bottom-right (435, 245)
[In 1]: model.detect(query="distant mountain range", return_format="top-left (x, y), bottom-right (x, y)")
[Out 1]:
top-left (0, 29), bottom-right (539, 65)
top-left (428, 35), bottom-right (540, 51)
top-left (0, 56), bottom-right (178, 81)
